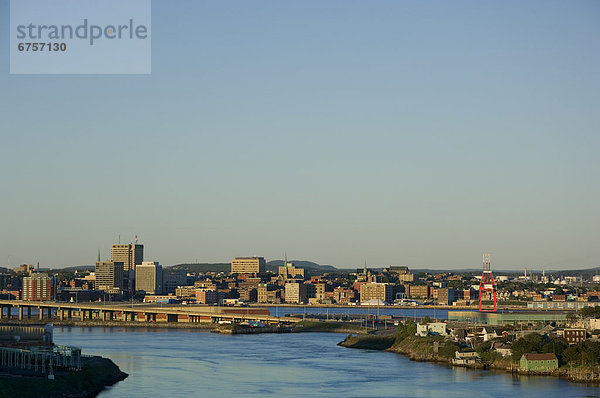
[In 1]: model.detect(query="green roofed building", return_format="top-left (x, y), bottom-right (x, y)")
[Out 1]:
top-left (519, 353), bottom-right (558, 372)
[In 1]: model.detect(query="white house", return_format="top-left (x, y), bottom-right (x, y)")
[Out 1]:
top-left (416, 322), bottom-right (447, 337)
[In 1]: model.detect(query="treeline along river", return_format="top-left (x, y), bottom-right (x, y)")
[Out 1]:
top-left (52, 327), bottom-right (600, 397)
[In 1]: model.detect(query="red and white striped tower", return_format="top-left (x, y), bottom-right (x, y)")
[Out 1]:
top-left (478, 253), bottom-right (497, 312)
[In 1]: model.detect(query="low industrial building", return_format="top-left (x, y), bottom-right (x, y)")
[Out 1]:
top-left (528, 301), bottom-right (600, 310)
top-left (448, 310), bottom-right (568, 325)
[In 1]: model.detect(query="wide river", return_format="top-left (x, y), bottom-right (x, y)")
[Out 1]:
top-left (53, 327), bottom-right (600, 397)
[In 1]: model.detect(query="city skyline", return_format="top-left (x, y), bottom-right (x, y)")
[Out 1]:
top-left (1, 1), bottom-right (599, 270)
top-left (3, 234), bottom-right (599, 272)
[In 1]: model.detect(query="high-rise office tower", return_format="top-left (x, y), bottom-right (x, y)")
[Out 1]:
top-left (95, 261), bottom-right (124, 291)
top-left (135, 261), bottom-right (163, 295)
top-left (111, 242), bottom-right (144, 272)
top-left (22, 273), bottom-right (53, 301)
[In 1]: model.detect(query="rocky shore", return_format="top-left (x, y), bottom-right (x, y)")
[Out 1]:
top-left (338, 332), bottom-right (600, 384)
top-left (213, 320), bottom-right (368, 335)
top-left (0, 356), bottom-right (127, 398)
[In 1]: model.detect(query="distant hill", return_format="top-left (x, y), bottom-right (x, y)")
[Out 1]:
top-left (168, 260), bottom-right (339, 275)
top-left (168, 263), bottom-right (230, 273)
top-left (549, 267), bottom-right (600, 278)
top-left (14, 262), bottom-right (599, 277)
top-left (58, 265), bottom-right (95, 272)
top-left (267, 260), bottom-right (337, 274)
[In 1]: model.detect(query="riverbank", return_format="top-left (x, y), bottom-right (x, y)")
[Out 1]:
top-left (0, 356), bottom-right (127, 398)
top-left (0, 318), bottom-right (218, 330)
top-left (213, 320), bottom-right (369, 334)
top-left (338, 328), bottom-right (600, 384)
top-left (1, 318), bottom-right (366, 335)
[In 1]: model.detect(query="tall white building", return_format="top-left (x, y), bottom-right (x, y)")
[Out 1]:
top-left (135, 261), bottom-right (163, 295)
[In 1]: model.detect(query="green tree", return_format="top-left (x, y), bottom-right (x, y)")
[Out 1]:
top-left (562, 347), bottom-right (580, 365)
top-left (580, 306), bottom-right (600, 319)
top-left (542, 337), bottom-right (569, 358)
top-left (579, 341), bottom-right (600, 365)
top-left (438, 341), bottom-right (459, 359)
top-left (395, 320), bottom-right (417, 343)
top-left (447, 280), bottom-right (466, 290)
top-left (511, 333), bottom-right (547, 360)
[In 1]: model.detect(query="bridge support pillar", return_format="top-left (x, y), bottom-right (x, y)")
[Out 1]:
top-left (27, 306), bottom-right (31, 319)
top-left (18, 307), bottom-right (24, 320)
top-left (38, 307), bottom-right (44, 320)
top-left (80, 309), bottom-right (85, 321)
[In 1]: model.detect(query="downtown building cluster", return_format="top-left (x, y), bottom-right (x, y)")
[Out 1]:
top-left (3, 248), bottom-right (600, 313)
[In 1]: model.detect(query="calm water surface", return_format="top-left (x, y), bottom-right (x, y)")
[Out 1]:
top-left (53, 327), bottom-right (600, 398)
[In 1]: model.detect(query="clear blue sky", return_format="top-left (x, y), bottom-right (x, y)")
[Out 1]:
top-left (0, 0), bottom-right (599, 270)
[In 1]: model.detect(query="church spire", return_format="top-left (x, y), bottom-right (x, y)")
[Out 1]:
top-left (97, 249), bottom-right (101, 262)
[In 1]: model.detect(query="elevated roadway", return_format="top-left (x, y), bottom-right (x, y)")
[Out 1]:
top-left (0, 300), bottom-right (301, 324)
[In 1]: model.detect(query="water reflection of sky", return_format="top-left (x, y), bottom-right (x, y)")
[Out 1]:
top-left (51, 327), bottom-right (600, 398)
